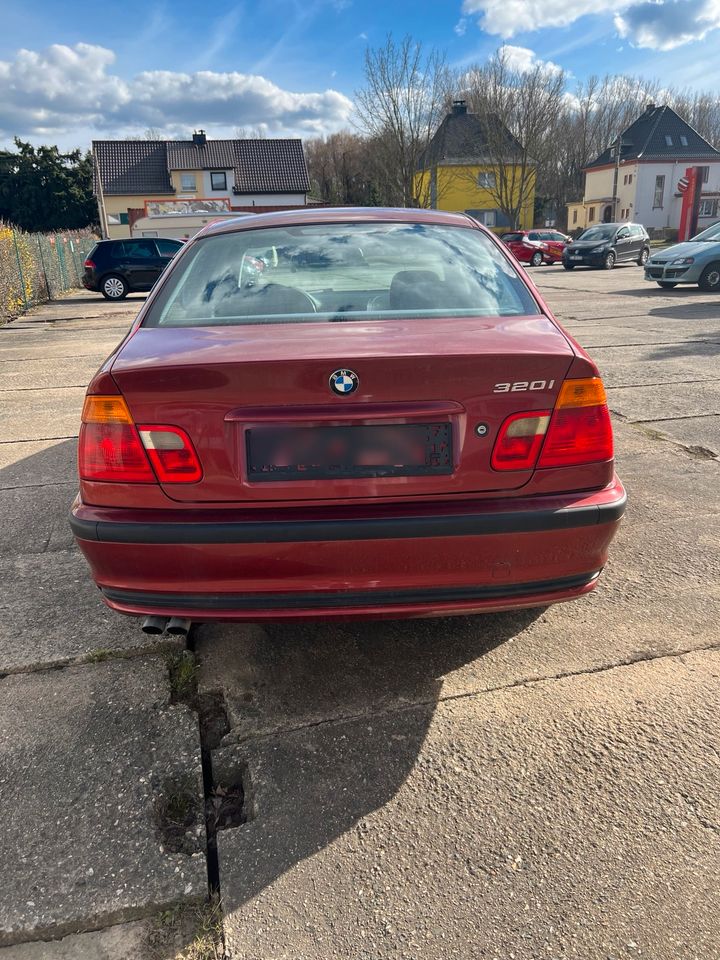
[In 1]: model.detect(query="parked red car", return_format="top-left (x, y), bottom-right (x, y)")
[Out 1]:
top-left (501, 230), bottom-right (571, 266)
top-left (70, 207), bottom-right (625, 629)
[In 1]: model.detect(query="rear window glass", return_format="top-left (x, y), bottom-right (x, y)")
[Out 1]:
top-left (143, 221), bottom-right (540, 327)
top-left (502, 233), bottom-right (524, 242)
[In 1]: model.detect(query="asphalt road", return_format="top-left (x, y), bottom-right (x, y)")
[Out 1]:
top-left (0, 263), bottom-right (718, 959)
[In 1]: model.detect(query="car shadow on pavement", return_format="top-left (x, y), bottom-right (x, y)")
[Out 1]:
top-left (195, 605), bottom-right (546, 908)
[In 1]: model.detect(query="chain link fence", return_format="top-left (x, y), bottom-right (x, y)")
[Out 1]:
top-left (0, 223), bottom-right (99, 324)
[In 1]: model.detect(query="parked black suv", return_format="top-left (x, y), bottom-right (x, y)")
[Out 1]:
top-left (83, 238), bottom-right (184, 300)
top-left (563, 223), bottom-right (650, 270)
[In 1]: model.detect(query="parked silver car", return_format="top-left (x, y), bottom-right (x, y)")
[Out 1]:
top-left (645, 221), bottom-right (720, 291)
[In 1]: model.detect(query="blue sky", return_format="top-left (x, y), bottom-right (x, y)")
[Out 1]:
top-left (1, 0), bottom-right (719, 150)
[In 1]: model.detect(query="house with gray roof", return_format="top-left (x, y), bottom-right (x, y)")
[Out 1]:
top-left (93, 131), bottom-right (311, 238)
top-left (567, 104), bottom-right (720, 234)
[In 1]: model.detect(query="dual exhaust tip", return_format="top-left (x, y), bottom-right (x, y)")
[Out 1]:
top-left (141, 616), bottom-right (191, 637)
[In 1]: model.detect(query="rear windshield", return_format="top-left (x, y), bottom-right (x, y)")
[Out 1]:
top-left (143, 221), bottom-right (540, 327)
top-left (501, 232), bottom-right (524, 242)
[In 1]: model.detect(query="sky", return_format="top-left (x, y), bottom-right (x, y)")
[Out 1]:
top-left (1, 0), bottom-right (719, 151)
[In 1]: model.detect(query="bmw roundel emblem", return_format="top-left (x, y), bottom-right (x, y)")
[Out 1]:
top-left (329, 369), bottom-right (359, 396)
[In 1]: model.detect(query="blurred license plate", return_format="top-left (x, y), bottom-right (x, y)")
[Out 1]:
top-left (247, 423), bottom-right (453, 481)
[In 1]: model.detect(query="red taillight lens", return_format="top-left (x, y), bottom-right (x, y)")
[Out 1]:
top-left (490, 377), bottom-right (614, 472)
top-left (79, 422), bottom-right (155, 481)
top-left (537, 404), bottom-right (613, 468)
top-left (138, 426), bottom-right (202, 483)
top-left (491, 411), bottom-right (551, 471)
top-left (84, 259), bottom-right (96, 269)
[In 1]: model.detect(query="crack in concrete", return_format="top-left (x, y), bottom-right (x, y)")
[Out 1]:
top-left (0, 436), bottom-right (77, 444)
top-left (631, 412), bottom-right (720, 422)
top-left (228, 641), bottom-right (720, 747)
top-left (0, 355), bottom-right (108, 363)
top-left (608, 378), bottom-right (717, 390)
top-left (0, 481), bottom-right (76, 491)
top-left (0, 385), bottom-right (87, 393)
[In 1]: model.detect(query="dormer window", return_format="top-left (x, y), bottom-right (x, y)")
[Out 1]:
top-left (664, 135), bottom-right (673, 146)
top-left (680, 135), bottom-right (688, 146)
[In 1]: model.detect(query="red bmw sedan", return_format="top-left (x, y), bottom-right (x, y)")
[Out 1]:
top-left (70, 208), bottom-right (625, 628)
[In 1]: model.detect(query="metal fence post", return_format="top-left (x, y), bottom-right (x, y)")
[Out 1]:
top-left (56, 236), bottom-right (69, 289)
top-left (11, 231), bottom-right (28, 311)
top-left (36, 235), bottom-right (52, 301)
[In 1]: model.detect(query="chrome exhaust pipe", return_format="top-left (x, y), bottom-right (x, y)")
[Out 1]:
top-left (166, 617), bottom-right (192, 637)
top-left (142, 615), bottom-right (168, 635)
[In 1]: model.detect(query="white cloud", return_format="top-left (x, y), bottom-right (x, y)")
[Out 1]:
top-left (462, 0), bottom-right (720, 47)
top-left (454, 17), bottom-right (468, 35)
top-left (462, 0), bottom-right (626, 37)
top-left (614, 0), bottom-right (720, 49)
top-left (501, 44), bottom-right (564, 74)
top-left (0, 42), bottom-right (353, 146)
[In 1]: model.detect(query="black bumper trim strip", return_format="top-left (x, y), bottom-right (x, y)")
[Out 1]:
top-left (70, 492), bottom-right (625, 545)
top-left (102, 572), bottom-right (601, 611)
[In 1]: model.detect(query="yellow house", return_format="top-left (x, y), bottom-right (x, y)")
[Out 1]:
top-left (414, 101), bottom-right (535, 231)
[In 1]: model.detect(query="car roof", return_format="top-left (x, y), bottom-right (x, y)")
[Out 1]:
top-left (197, 206), bottom-right (480, 238)
top-left (97, 236), bottom-right (183, 244)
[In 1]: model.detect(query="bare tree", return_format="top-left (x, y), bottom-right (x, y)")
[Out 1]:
top-left (462, 48), bottom-right (566, 229)
top-left (354, 34), bottom-right (454, 206)
top-left (234, 126), bottom-right (267, 139)
top-left (124, 127), bottom-right (164, 142)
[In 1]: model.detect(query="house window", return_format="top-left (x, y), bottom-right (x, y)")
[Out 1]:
top-left (623, 174), bottom-right (627, 185)
top-left (698, 166), bottom-right (710, 183)
top-left (664, 135), bottom-right (673, 147)
top-left (477, 172), bottom-right (496, 189)
top-left (680, 136), bottom-right (688, 147)
top-left (653, 175), bottom-right (665, 208)
top-left (573, 209), bottom-right (578, 224)
top-left (180, 173), bottom-right (197, 191)
top-left (588, 206), bottom-right (595, 221)
top-left (118, 213), bottom-right (129, 225)
top-left (477, 210), bottom-right (496, 227)
top-left (628, 174), bottom-right (633, 184)
top-left (699, 199), bottom-right (719, 217)
top-left (210, 171), bottom-right (227, 191)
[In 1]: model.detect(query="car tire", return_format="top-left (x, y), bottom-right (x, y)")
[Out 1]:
top-left (637, 248), bottom-right (649, 266)
top-left (563, 262), bottom-right (575, 271)
top-left (603, 251), bottom-right (616, 270)
top-left (530, 251), bottom-right (543, 267)
top-left (101, 275), bottom-right (129, 300)
top-left (698, 262), bottom-right (720, 292)
top-left (658, 281), bottom-right (677, 289)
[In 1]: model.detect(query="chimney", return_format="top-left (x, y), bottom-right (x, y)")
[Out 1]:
top-left (192, 129), bottom-right (207, 147)
top-left (452, 100), bottom-right (467, 116)
top-left (645, 103), bottom-right (655, 113)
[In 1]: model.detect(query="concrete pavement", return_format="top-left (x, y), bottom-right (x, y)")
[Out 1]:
top-left (0, 266), bottom-right (718, 958)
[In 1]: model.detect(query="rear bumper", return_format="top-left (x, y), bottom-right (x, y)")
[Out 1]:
top-left (70, 478), bottom-right (626, 621)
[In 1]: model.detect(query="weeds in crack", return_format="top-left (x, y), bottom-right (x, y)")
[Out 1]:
top-left (168, 651), bottom-right (199, 706)
top-left (147, 895), bottom-right (225, 960)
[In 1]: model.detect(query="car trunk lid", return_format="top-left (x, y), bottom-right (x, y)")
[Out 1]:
top-left (111, 315), bottom-right (575, 503)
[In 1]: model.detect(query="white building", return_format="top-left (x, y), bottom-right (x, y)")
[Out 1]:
top-left (567, 104), bottom-right (720, 235)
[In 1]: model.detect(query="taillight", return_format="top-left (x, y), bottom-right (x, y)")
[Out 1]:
top-left (84, 259), bottom-right (96, 270)
top-left (491, 411), bottom-right (551, 471)
top-left (138, 426), bottom-right (203, 483)
top-left (78, 396), bottom-right (202, 483)
top-left (537, 377), bottom-right (613, 467)
top-left (490, 377), bottom-right (613, 472)
top-left (79, 396), bottom-right (155, 482)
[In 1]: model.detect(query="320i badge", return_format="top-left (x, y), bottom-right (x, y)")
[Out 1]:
top-left (70, 207), bottom-right (626, 626)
